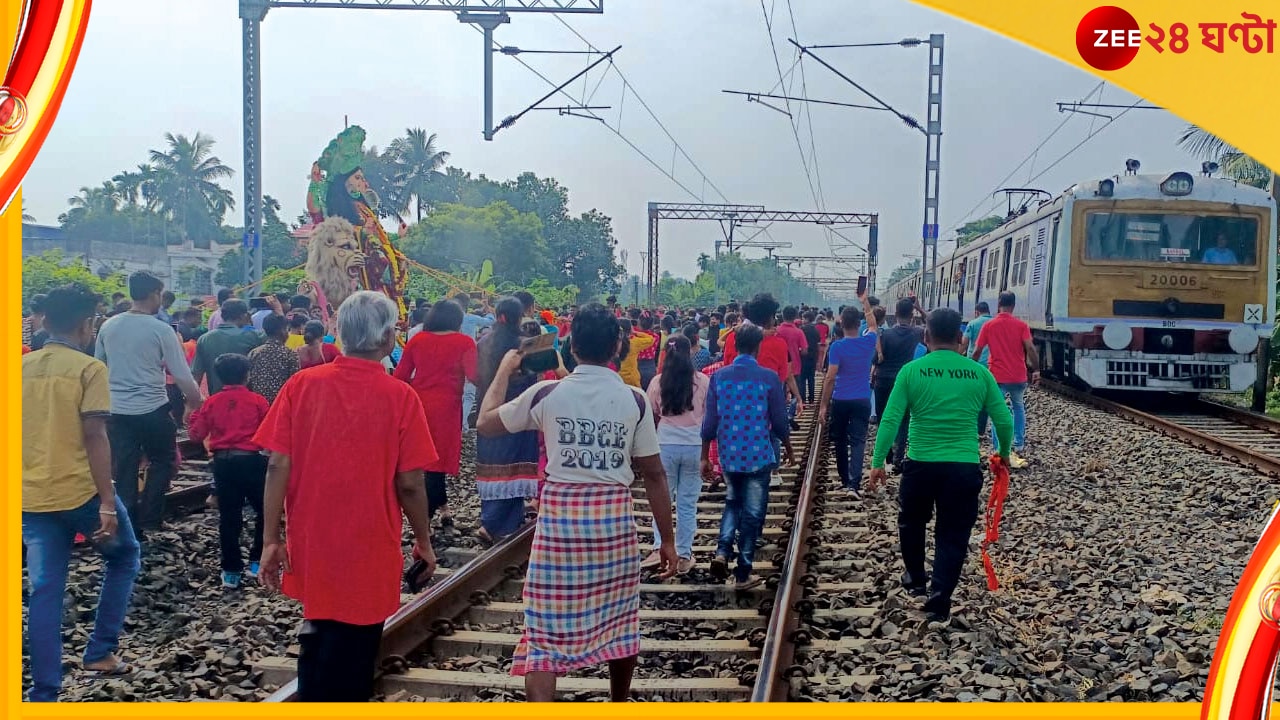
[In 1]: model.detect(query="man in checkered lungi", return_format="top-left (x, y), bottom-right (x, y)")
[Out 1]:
top-left (479, 303), bottom-right (678, 702)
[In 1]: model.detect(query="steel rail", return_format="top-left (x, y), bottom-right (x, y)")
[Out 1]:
top-left (264, 523), bottom-right (536, 701)
top-left (1042, 380), bottom-right (1280, 478)
top-left (750, 394), bottom-right (827, 701)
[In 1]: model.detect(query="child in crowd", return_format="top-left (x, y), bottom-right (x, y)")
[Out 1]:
top-left (187, 353), bottom-right (270, 589)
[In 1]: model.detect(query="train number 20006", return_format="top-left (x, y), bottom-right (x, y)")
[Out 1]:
top-left (1145, 273), bottom-right (1198, 288)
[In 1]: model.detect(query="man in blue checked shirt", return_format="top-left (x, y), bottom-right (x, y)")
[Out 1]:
top-left (700, 324), bottom-right (793, 590)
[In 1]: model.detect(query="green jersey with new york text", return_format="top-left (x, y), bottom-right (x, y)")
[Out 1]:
top-left (871, 349), bottom-right (1014, 468)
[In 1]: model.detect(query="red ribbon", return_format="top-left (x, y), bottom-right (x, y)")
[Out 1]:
top-left (982, 454), bottom-right (1010, 591)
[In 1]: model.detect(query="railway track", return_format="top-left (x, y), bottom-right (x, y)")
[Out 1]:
top-left (257, 385), bottom-right (832, 702)
top-left (1042, 379), bottom-right (1280, 478)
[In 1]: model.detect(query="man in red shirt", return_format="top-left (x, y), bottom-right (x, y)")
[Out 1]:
top-left (254, 291), bottom-right (439, 702)
top-left (721, 294), bottom-right (804, 415)
top-left (972, 291), bottom-right (1039, 468)
top-left (775, 305), bottom-right (809, 379)
top-left (187, 353), bottom-right (270, 589)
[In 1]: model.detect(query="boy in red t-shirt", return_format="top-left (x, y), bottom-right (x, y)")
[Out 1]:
top-left (187, 353), bottom-right (270, 589)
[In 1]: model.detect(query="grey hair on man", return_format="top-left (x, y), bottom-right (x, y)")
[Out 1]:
top-left (337, 291), bottom-right (399, 355)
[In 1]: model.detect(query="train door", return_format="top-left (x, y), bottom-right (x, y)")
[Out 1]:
top-left (1043, 214), bottom-right (1061, 324)
top-left (1000, 236), bottom-right (1014, 291)
top-left (956, 257), bottom-right (967, 316)
top-left (974, 249), bottom-right (988, 309)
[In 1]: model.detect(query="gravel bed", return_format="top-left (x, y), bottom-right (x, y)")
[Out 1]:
top-left (30, 388), bottom-right (1265, 703)
top-left (796, 386), bottom-right (1273, 702)
top-left (22, 433), bottom-right (490, 702)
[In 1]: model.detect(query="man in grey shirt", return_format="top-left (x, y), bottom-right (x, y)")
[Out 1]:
top-left (95, 271), bottom-right (204, 540)
top-left (192, 299), bottom-right (265, 394)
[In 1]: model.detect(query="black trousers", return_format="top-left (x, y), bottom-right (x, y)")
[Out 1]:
top-left (211, 452), bottom-right (267, 573)
top-left (297, 619), bottom-right (385, 702)
top-left (638, 358), bottom-right (658, 391)
top-left (873, 378), bottom-right (910, 462)
top-left (166, 384), bottom-right (185, 428)
top-left (109, 406), bottom-right (178, 539)
top-left (897, 460), bottom-right (983, 616)
top-left (829, 398), bottom-right (871, 489)
top-left (799, 361), bottom-right (817, 404)
top-left (424, 471), bottom-right (448, 517)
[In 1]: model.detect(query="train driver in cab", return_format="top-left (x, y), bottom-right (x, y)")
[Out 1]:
top-left (1202, 232), bottom-right (1240, 265)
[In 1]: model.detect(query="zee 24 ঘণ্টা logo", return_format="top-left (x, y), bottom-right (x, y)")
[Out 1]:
top-left (1075, 5), bottom-right (1277, 70)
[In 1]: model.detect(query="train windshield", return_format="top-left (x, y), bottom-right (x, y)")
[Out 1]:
top-left (1084, 211), bottom-right (1259, 266)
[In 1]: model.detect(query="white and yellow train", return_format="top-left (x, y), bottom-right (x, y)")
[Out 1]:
top-left (882, 167), bottom-right (1277, 406)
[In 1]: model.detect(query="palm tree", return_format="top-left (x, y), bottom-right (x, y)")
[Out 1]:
top-left (111, 164), bottom-right (157, 206)
top-left (147, 132), bottom-right (236, 245)
top-left (21, 201), bottom-right (34, 223)
top-left (1176, 124), bottom-right (1271, 189)
top-left (388, 128), bottom-right (450, 222)
top-left (58, 182), bottom-right (121, 227)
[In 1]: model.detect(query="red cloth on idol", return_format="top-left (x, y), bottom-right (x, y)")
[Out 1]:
top-left (253, 356), bottom-right (438, 625)
top-left (187, 385), bottom-right (269, 452)
top-left (393, 331), bottom-right (478, 476)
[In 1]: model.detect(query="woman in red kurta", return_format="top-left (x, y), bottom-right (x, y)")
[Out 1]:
top-left (394, 300), bottom-right (478, 524)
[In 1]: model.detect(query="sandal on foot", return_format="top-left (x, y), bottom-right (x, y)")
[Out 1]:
top-left (84, 657), bottom-right (132, 676)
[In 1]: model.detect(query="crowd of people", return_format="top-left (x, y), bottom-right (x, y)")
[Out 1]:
top-left (22, 268), bottom-right (1039, 702)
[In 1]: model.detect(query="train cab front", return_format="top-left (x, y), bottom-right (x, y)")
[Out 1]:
top-left (1064, 171), bottom-right (1275, 395)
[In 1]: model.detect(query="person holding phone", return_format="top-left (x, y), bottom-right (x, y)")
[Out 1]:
top-left (473, 298), bottom-right (542, 545)
top-left (477, 303), bottom-right (676, 702)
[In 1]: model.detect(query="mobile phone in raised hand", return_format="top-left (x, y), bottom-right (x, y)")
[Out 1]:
top-left (856, 275), bottom-right (868, 297)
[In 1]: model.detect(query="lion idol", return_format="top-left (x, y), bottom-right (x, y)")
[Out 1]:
top-left (296, 125), bottom-right (410, 330)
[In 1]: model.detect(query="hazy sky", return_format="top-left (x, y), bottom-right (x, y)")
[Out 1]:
top-left (24, 0), bottom-right (1201, 287)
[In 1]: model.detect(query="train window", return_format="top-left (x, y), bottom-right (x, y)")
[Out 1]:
top-left (986, 250), bottom-right (1001, 288)
top-left (1011, 238), bottom-right (1030, 285)
top-left (1084, 211), bottom-right (1259, 266)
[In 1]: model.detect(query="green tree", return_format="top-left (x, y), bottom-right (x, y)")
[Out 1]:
top-left (23, 249), bottom-right (126, 309)
top-left (58, 182), bottom-right (179, 247)
top-left (401, 201), bottom-right (549, 286)
top-left (22, 201), bottom-right (34, 223)
top-left (387, 128), bottom-right (450, 222)
top-left (215, 195), bottom-right (303, 287)
top-left (1176, 124), bottom-right (1271, 189)
top-left (147, 132), bottom-right (236, 248)
top-left (884, 258), bottom-right (921, 288)
top-left (956, 215), bottom-right (1004, 247)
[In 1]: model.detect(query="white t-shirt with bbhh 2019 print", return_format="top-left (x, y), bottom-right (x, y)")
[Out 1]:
top-left (498, 363), bottom-right (661, 486)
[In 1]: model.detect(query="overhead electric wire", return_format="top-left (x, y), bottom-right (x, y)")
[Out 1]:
top-left (553, 15), bottom-right (734, 204)
top-left (762, 0), bottom-right (821, 213)
top-left (785, 0), bottom-right (826, 211)
top-left (948, 81), bottom-right (1105, 232)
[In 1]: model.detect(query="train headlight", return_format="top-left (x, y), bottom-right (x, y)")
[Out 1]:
top-left (1102, 322), bottom-right (1132, 350)
top-left (1096, 178), bottom-right (1115, 197)
top-left (1229, 326), bottom-right (1258, 354)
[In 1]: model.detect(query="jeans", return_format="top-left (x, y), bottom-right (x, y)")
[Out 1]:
top-left (652, 444), bottom-right (702, 558)
top-left (874, 378), bottom-right (909, 461)
top-left (297, 619), bottom-right (385, 702)
top-left (108, 405), bottom-right (178, 539)
top-left (23, 496), bottom-right (141, 702)
top-left (988, 382), bottom-right (1027, 451)
top-left (830, 399), bottom-right (872, 489)
top-left (716, 468), bottom-right (771, 582)
top-left (898, 460), bottom-right (982, 617)
top-left (461, 381), bottom-right (477, 432)
top-left (211, 452), bottom-right (267, 573)
top-left (799, 361), bottom-right (817, 404)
